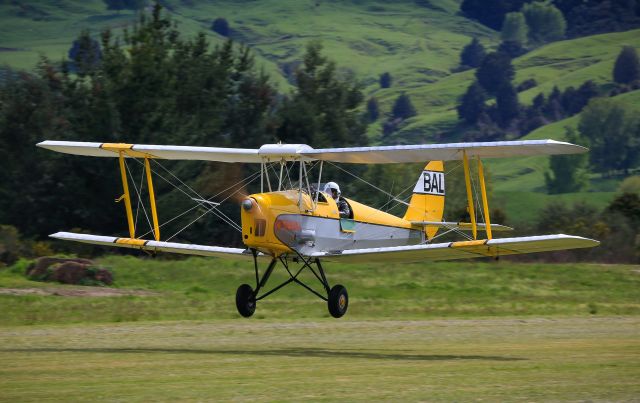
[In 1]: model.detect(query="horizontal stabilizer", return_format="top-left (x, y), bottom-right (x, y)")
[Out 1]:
top-left (312, 234), bottom-right (599, 263)
top-left (50, 232), bottom-right (258, 259)
top-left (411, 221), bottom-right (513, 232)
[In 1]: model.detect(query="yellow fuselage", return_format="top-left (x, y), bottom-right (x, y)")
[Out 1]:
top-left (241, 190), bottom-right (416, 256)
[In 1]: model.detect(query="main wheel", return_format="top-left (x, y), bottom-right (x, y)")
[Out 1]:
top-left (328, 284), bottom-right (348, 318)
top-left (236, 283), bottom-right (256, 317)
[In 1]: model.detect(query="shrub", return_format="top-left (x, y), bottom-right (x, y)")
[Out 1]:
top-left (212, 17), bottom-right (230, 36)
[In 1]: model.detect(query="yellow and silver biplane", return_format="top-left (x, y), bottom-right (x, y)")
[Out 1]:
top-left (37, 139), bottom-right (599, 318)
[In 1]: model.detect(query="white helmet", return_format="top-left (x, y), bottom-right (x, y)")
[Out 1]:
top-left (324, 182), bottom-right (341, 199)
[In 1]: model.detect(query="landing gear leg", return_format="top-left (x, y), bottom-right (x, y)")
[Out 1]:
top-left (236, 251), bottom-right (348, 318)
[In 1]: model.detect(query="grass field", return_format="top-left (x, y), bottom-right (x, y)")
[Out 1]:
top-left (1, 256), bottom-right (639, 400)
top-left (1, 256), bottom-right (639, 325)
top-left (0, 317), bottom-right (638, 401)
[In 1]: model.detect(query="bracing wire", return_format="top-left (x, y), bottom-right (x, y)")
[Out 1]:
top-left (128, 158), bottom-right (250, 238)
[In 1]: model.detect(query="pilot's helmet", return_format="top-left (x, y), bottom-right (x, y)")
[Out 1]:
top-left (323, 182), bottom-right (341, 199)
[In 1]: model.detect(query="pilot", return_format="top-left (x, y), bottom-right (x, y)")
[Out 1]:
top-left (324, 182), bottom-right (351, 218)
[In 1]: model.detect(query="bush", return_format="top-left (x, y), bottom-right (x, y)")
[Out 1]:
top-left (613, 46), bottom-right (640, 85)
top-left (212, 17), bottom-right (230, 36)
top-left (379, 72), bottom-right (392, 88)
top-left (459, 37), bottom-right (485, 69)
top-left (391, 93), bottom-right (417, 120)
top-left (618, 176), bottom-right (640, 196)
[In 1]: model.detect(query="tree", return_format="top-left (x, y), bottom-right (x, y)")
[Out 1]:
top-left (276, 41), bottom-right (368, 147)
top-left (212, 17), bottom-right (230, 37)
top-left (379, 72), bottom-right (392, 88)
top-left (68, 30), bottom-right (102, 76)
top-left (496, 82), bottom-right (519, 125)
top-left (554, 0), bottom-right (640, 38)
top-left (459, 37), bottom-right (486, 68)
top-left (457, 82), bottom-right (486, 124)
top-left (613, 46), bottom-right (640, 85)
top-left (460, 0), bottom-right (530, 30)
top-left (392, 93), bottom-right (417, 120)
top-left (366, 97), bottom-right (379, 122)
top-left (545, 127), bottom-right (588, 193)
top-left (103, 0), bottom-right (145, 11)
top-left (606, 192), bottom-right (640, 226)
top-left (579, 98), bottom-right (640, 175)
top-left (501, 12), bottom-right (528, 44)
top-left (476, 52), bottom-right (515, 95)
top-left (523, 1), bottom-right (566, 43)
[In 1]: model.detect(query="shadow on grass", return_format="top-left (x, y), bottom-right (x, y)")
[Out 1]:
top-left (0, 347), bottom-right (525, 361)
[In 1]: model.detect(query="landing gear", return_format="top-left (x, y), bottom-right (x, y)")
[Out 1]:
top-left (235, 284), bottom-right (256, 317)
top-left (236, 250), bottom-right (348, 318)
top-left (328, 284), bottom-right (348, 318)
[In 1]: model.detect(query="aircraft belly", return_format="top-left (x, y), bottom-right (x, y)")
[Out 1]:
top-left (273, 214), bottom-right (421, 256)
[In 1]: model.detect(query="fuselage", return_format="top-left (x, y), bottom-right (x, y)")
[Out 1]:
top-left (241, 190), bottom-right (423, 256)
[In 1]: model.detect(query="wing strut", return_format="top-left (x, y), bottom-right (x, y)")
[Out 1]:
top-left (144, 158), bottom-right (161, 241)
top-left (462, 152), bottom-right (494, 241)
top-left (118, 151), bottom-right (136, 239)
top-left (116, 152), bottom-right (161, 241)
top-left (477, 156), bottom-right (492, 240)
top-left (462, 150), bottom-right (477, 240)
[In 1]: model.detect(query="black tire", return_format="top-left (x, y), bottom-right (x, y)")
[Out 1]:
top-left (328, 284), bottom-right (348, 318)
top-left (236, 283), bottom-right (256, 318)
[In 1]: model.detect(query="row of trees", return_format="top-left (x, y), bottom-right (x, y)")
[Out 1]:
top-left (456, 44), bottom-right (640, 143)
top-left (461, 0), bottom-right (640, 38)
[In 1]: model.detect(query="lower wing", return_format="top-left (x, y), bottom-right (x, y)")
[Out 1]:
top-left (50, 232), bottom-right (256, 260)
top-left (51, 232), bottom-right (597, 263)
top-left (311, 235), bottom-right (599, 263)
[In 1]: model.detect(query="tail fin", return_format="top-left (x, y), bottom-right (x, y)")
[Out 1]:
top-left (403, 161), bottom-right (445, 240)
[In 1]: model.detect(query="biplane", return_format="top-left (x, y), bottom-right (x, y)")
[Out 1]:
top-left (37, 139), bottom-right (599, 318)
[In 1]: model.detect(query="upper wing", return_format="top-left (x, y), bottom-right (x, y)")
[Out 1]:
top-left (37, 141), bottom-right (263, 163)
top-left (50, 232), bottom-right (259, 260)
top-left (302, 140), bottom-right (586, 164)
top-left (311, 234), bottom-right (599, 263)
top-left (38, 140), bottom-right (586, 164)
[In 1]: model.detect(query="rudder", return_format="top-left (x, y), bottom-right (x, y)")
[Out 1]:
top-left (403, 161), bottom-right (445, 240)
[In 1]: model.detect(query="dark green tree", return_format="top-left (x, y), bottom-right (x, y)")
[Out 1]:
top-left (544, 127), bottom-right (588, 193)
top-left (276, 41), bottom-right (367, 147)
top-left (496, 81), bottom-right (519, 125)
top-left (103, 0), bottom-right (145, 11)
top-left (459, 37), bottom-right (486, 68)
top-left (366, 97), bottom-right (379, 122)
top-left (392, 93), bottom-right (417, 120)
top-left (476, 52), bottom-right (515, 95)
top-left (501, 12), bottom-right (528, 45)
top-left (212, 18), bottom-right (230, 37)
top-left (460, 0), bottom-right (529, 30)
top-left (579, 98), bottom-right (640, 175)
top-left (457, 82), bottom-right (486, 124)
top-left (523, 1), bottom-right (566, 43)
top-left (379, 72), bottom-right (392, 88)
top-left (613, 46), bottom-right (640, 85)
top-left (68, 30), bottom-right (102, 76)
